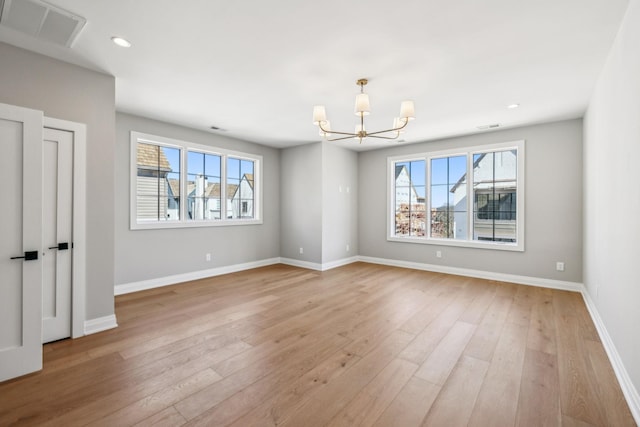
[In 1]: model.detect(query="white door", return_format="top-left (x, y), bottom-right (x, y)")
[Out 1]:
top-left (42, 128), bottom-right (73, 343)
top-left (0, 103), bottom-right (44, 382)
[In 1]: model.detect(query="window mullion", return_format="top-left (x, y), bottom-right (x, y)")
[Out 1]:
top-left (425, 156), bottom-right (430, 239)
top-left (221, 155), bottom-right (227, 220)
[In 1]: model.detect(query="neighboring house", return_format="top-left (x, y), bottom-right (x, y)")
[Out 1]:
top-left (231, 173), bottom-right (255, 219)
top-left (184, 176), bottom-right (238, 220)
top-left (451, 150), bottom-right (517, 242)
top-left (395, 165), bottom-right (426, 236)
top-left (136, 143), bottom-right (175, 220)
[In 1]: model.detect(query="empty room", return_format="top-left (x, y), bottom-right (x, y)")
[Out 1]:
top-left (0, 0), bottom-right (639, 425)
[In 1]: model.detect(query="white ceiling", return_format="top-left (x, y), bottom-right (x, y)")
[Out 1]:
top-left (0, 0), bottom-right (630, 151)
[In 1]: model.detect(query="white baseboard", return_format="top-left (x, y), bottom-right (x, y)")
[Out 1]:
top-left (321, 256), bottom-right (360, 271)
top-left (357, 256), bottom-right (584, 292)
top-left (581, 290), bottom-right (640, 425)
top-left (84, 315), bottom-right (118, 335)
top-left (115, 257), bottom-right (281, 296)
top-left (280, 257), bottom-right (323, 271)
top-left (280, 256), bottom-right (359, 272)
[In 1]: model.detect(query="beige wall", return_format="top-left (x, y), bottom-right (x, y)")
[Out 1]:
top-left (358, 119), bottom-right (583, 283)
top-left (115, 112), bottom-right (281, 285)
top-left (584, 0), bottom-right (640, 415)
top-left (0, 42), bottom-right (116, 320)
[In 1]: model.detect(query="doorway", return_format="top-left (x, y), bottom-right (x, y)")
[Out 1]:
top-left (0, 103), bottom-right (86, 382)
top-left (43, 117), bottom-right (87, 341)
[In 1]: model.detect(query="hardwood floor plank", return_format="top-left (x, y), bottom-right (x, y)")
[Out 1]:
top-left (468, 321), bottom-right (529, 427)
top-left (399, 289), bottom-right (457, 335)
top-left (414, 321), bottom-right (476, 386)
top-left (372, 377), bottom-right (440, 427)
top-left (463, 295), bottom-right (513, 361)
top-left (422, 355), bottom-right (490, 427)
top-left (399, 289), bottom-right (475, 365)
top-left (515, 348), bottom-right (562, 426)
top-left (554, 298), bottom-right (607, 425)
top-left (133, 406), bottom-right (187, 427)
top-left (527, 296), bottom-right (557, 355)
top-left (458, 279), bottom-right (497, 324)
top-left (87, 368), bottom-right (221, 427)
top-left (279, 330), bottom-right (415, 427)
top-left (174, 332), bottom-right (350, 421)
top-left (228, 349), bottom-right (361, 427)
top-left (326, 358), bottom-right (418, 427)
top-left (181, 333), bottom-right (350, 426)
top-left (584, 339), bottom-right (636, 426)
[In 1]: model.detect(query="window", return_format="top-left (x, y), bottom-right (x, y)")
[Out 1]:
top-left (430, 155), bottom-right (467, 240)
top-left (472, 150), bottom-right (518, 243)
top-left (130, 132), bottom-right (262, 229)
top-left (135, 143), bottom-right (181, 221)
top-left (187, 151), bottom-right (221, 220)
top-left (394, 160), bottom-right (425, 236)
top-left (388, 140), bottom-right (524, 251)
top-left (227, 157), bottom-right (255, 219)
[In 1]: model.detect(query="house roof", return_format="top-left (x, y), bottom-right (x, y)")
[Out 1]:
top-left (242, 174), bottom-right (254, 190)
top-left (137, 143), bottom-right (171, 171)
top-left (450, 153), bottom-right (485, 193)
top-left (179, 179), bottom-right (238, 199)
top-left (168, 178), bottom-right (180, 196)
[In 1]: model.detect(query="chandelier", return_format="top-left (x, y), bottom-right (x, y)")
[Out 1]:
top-left (313, 78), bottom-right (415, 144)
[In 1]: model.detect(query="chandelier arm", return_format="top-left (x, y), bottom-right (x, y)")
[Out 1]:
top-left (318, 122), bottom-right (358, 137)
top-left (365, 120), bottom-right (409, 137)
top-left (327, 134), bottom-right (359, 142)
top-left (368, 134), bottom-right (400, 140)
top-left (323, 130), bottom-right (359, 137)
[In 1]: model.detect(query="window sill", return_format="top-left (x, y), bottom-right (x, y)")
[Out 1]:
top-left (131, 218), bottom-right (263, 230)
top-left (387, 235), bottom-right (524, 252)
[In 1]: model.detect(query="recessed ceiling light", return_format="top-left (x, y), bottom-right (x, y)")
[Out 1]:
top-left (507, 103), bottom-right (520, 109)
top-left (111, 36), bottom-right (131, 48)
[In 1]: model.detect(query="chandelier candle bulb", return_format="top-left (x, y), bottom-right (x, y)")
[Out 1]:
top-left (313, 105), bottom-right (327, 125)
top-left (400, 100), bottom-right (415, 120)
top-left (354, 93), bottom-right (371, 116)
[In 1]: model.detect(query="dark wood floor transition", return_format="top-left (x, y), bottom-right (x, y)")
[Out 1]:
top-left (0, 262), bottom-right (635, 426)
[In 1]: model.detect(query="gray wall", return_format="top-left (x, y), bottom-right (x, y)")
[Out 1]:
top-left (0, 42), bottom-right (116, 320)
top-left (115, 113), bottom-right (280, 285)
top-left (584, 0), bottom-right (640, 399)
top-left (358, 119), bottom-right (583, 283)
top-left (280, 142), bottom-right (322, 263)
top-left (322, 142), bottom-right (358, 263)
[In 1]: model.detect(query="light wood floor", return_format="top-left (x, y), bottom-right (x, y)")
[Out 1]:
top-left (0, 263), bottom-right (635, 426)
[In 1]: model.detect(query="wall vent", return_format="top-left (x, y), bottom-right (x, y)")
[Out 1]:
top-left (0, 0), bottom-right (86, 47)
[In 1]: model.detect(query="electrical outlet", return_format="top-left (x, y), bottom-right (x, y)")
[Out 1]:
top-left (206, 253), bottom-right (211, 262)
top-left (436, 250), bottom-right (442, 258)
top-left (299, 247), bottom-right (304, 254)
top-left (556, 262), bottom-right (565, 272)
top-left (346, 244), bottom-right (350, 252)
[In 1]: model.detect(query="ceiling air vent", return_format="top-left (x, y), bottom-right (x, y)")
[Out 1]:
top-left (476, 123), bottom-right (501, 130)
top-left (0, 0), bottom-right (86, 47)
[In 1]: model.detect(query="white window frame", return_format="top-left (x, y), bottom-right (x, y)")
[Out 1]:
top-left (387, 140), bottom-right (525, 251)
top-left (130, 131), bottom-right (262, 230)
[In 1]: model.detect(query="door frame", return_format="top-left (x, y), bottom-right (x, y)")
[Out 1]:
top-left (44, 117), bottom-right (86, 338)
